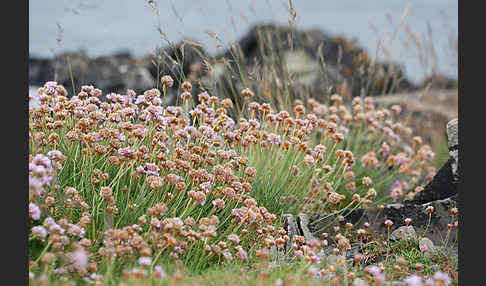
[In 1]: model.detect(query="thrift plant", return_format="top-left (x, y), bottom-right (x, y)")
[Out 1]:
top-left (28, 78), bottom-right (452, 285)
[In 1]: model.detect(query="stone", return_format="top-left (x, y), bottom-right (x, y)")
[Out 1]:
top-left (30, 24), bottom-right (421, 108)
top-left (447, 119), bottom-right (459, 183)
top-left (282, 214), bottom-right (299, 253)
top-left (296, 213), bottom-right (316, 242)
top-left (406, 159), bottom-right (457, 204)
top-left (309, 197), bottom-right (457, 246)
top-left (405, 118), bottom-right (458, 205)
top-left (29, 43), bottom-right (208, 106)
top-left (419, 237), bottom-right (439, 255)
top-left (390, 226), bottom-right (417, 241)
top-left (447, 119), bottom-right (458, 148)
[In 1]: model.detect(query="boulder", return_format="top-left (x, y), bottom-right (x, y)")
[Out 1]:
top-left (390, 226), bottom-right (417, 241)
top-left (209, 24), bottom-right (417, 107)
top-left (447, 119), bottom-right (459, 183)
top-left (30, 24), bottom-right (423, 107)
top-left (309, 197), bottom-right (456, 246)
top-left (29, 40), bottom-right (208, 104)
top-left (282, 214), bottom-right (299, 253)
top-left (296, 213), bottom-right (314, 243)
top-left (406, 118), bottom-right (458, 204)
top-left (419, 237), bottom-right (439, 256)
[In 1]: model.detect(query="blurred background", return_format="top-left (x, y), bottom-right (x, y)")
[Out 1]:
top-left (29, 0), bottom-right (458, 167)
top-left (30, 0), bottom-right (457, 83)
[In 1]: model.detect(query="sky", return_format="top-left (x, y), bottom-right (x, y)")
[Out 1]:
top-left (29, 0), bottom-right (458, 83)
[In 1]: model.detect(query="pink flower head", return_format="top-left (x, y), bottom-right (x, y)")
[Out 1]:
top-left (153, 265), bottom-right (166, 278)
top-left (424, 278), bottom-right (435, 286)
top-left (44, 81), bottom-right (58, 88)
top-left (118, 147), bottom-right (132, 158)
top-left (136, 166), bottom-right (145, 174)
top-left (31, 226), bottom-right (47, 241)
top-left (47, 150), bottom-right (64, 161)
top-left (404, 275), bottom-right (424, 286)
top-left (366, 265), bottom-right (386, 285)
top-left (138, 256), bottom-right (152, 267)
top-left (29, 203), bottom-right (41, 220)
top-left (235, 246), bottom-right (248, 262)
top-left (223, 250), bottom-right (233, 261)
top-left (145, 163), bottom-right (160, 176)
top-left (72, 249), bottom-right (88, 270)
top-left (366, 265), bottom-right (382, 276)
top-left (67, 224), bottom-right (85, 238)
top-left (267, 133), bottom-right (282, 145)
top-left (433, 271), bottom-right (451, 286)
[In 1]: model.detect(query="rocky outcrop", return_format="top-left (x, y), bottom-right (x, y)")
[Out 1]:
top-left (29, 24), bottom-right (422, 104)
top-left (29, 42), bottom-right (208, 105)
top-left (204, 24), bottom-right (417, 106)
top-left (406, 118), bottom-right (458, 204)
top-left (309, 197), bottom-right (456, 246)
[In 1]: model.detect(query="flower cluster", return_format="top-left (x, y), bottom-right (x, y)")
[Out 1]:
top-left (28, 79), bottom-right (442, 284)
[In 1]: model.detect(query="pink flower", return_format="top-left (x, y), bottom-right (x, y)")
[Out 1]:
top-left (433, 271), bottom-right (451, 286)
top-left (424, 278), bottom-right (435, 286)
top-left (138, 256), bottom-right (152, 267)
top-left (118, 147), bottom-right (132, 157)
top-left (366, 265), bottom-right (381, 276)
top-left (235, 246), bottom-right (248, 262)
top-left (222, 250), bottom-right (233, 261)
top-left (153, 265), bottom-right (166, 278)
top-left (72, 249), bottom-right (88, 270)
top-left (29, 203), bottom-right (41, 220)
top-left (31, 226), bottom-right (47, 241)
top-left (366, 265), bottom-right (386, 285)
top-left (404, 275), bottom-right (424, 286)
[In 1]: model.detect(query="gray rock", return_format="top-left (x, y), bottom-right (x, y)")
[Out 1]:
top-left (446, 119), bottom-right (458, 149)
top-left (447, 119), bottom-right (458, 183)
top-left (122, 67), bottom-right (155, 93)
top-left (297, 213), bottom-right (317, 242)
top-left (390, 226), bottom-right (417, 241)
top-left (309, 197), bottom-right (457, 246)
top-left (419, 237), bottom-right (439, 255)
top-left (282, 214), bottom-right (299, 253)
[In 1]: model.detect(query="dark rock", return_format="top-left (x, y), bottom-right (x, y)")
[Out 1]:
top-left (29, 41), bottom-right (208, 105)
top-left (406, 158), bottom-right (457, 204)
top-left (30, 24), bottom-right (425, 108)
top-left (406, 118), bottom-right (458, 204)
top-left (309, 197), bottom-right (457, 246)
top-left (211, 24), bottom-right (417, 106)
top-left (29, 51), bottom-right (155, 96)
